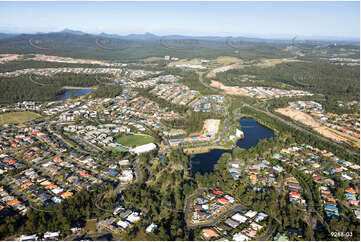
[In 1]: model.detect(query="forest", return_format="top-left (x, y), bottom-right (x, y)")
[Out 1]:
top-left (88, 85), bottom-right (123, 98)
top-left (0, 73), bottom-right (110, 103)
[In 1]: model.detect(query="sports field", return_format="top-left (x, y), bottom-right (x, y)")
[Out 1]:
top-left (0, 111), bottom-right (42, 126)
top-left (116, 135), bottom-right (154, 147)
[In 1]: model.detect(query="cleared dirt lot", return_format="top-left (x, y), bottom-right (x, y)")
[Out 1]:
top-left (207, 63), bottom-right (242, 78)
top-left (206, 58), bottom-right (301, 78)
top-left (203, 119), bottom-right (221, 137)
top-left (210, 80), bottom-right (250, 96)
top-left (0, 54), bottom-right (21, 63)
top-left (276, 108), bottom-right (360, 147)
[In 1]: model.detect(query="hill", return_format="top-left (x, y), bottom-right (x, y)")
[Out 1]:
top-left (0, 32), bottom-right (298, 62)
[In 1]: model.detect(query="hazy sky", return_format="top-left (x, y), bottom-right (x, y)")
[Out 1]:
top-left (0, 1), bottom-right (359, 38)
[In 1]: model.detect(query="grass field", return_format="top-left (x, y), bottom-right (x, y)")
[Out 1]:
top-left (84, 219), bottom-right (97, 233)
top-left (215, 56), bottom-right (241, 65)
top-left (143, 56), bottom-right (163, 62)
top-left (116, 135), bottom-right (154, 147)
top-left (0, 111), bottom-right (42, 126)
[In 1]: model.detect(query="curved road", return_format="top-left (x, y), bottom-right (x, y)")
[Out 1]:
top-left (198, 72), bottom-right (219, 92)
top-left (29, 74), bottom-right (50, 86)
top-left (257, 221), bottom-right (274, 241)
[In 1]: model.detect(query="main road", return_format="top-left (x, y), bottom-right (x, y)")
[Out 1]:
top-left (198, 72), bottom-right (219, 92)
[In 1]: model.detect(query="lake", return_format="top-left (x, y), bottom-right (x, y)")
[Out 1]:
top-left (190, 117), bottom-right (275, 176)
top-left (56, 89), bottom-right (92, 101)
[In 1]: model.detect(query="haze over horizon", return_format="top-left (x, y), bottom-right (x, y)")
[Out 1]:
top-left (0, 1), bottom-right (359, 40)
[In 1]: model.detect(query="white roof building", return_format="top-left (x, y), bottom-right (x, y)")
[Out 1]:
top-left (113, 206), bottom-right (124, 215)
top-left (244, 210), bottom-right (257, 218)
top-left (224, 195), bottom-right (235, 203)
top-left (127, 212), bottom-right (141, 223)
top-left (117, 220), bottom-right (130, 229)
top-left (19, 234), bottom-right (38, 241)
top-left (130, 143), bottom-right (156, 154)
top-left (119, 159), bottom-right (130, 166)
top-left (145, 223), bottom-right (158, 233)
top-left (43, 231), bottom-right (60, 240)
top-left (52, 187), bottom-right (64, 195)
top-left (254, 212), bottom-right (268, 223)
top-left (233, 232), bottom-right (249, 241)
top-left (231, 213), bottom-right (247, 223)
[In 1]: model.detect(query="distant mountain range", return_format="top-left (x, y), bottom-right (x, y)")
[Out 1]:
top-left (0, 28), bottom-right (358, 62)
top-left (0, 28), bottom-right (359, 44)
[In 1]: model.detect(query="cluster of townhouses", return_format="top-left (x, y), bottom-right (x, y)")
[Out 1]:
top-left (0, 68), bottom-right (125, 78)
top-left (192, 95), bottom-right (226, 113)
top-left (150, 83), bottom-right (200, 105)
top-left (130, 74), bottom-right (181, 88)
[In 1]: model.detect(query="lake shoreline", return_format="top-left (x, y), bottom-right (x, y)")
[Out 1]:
top-left (190, 117), bottom-right (275, 176)
top-left (61, 86), bottom-right (98, 90)
top-left (184, 145), bottom-right (232, 155)
top-left (56, 88), bottom-right (93, 101)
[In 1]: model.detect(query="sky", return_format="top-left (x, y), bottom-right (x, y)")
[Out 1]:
top-left (0, 1), bottom-right (359, 39)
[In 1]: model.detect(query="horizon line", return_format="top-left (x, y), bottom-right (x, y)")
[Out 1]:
top-left (0, 28), bottom-right (360, 41)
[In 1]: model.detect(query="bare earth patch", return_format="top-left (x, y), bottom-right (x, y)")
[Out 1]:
top-left (206, 64), bottom-right (242, 78)
top-left (0, 54), bottom-right (21, 64)
top-left (276, 108), bottom-right (360, 147)
top-left (206, 58), bottom-right (301, 78)
top-left (210, 80), bottom-right (250, 96)
top-left (203, 119), bottom-right (220, 137)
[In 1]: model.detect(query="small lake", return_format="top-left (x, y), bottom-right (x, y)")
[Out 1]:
top-left (56, 89), bottom-right (92, 101)
top-left (190, 117), bottom-right (275, 176)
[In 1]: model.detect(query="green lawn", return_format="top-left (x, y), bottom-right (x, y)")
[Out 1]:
top-left (116, 135), bottom-right (155, 147)
top-left (0, 111), bottom-right (42, 126)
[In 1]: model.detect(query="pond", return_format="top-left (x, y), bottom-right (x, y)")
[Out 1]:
top-left (190, 117), bottom-right (275, 176)
top-left (56, 89), bottom-right (92, 101)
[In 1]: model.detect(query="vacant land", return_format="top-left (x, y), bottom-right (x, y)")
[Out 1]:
top-left (206, 58), bottom-right (301, 78)
top-left (255, 58), bottom-right (300, 67)
top-left (207, 63), bottom-right (242, 78)
top-left (203, 119), bottom-right (221, 137)
top-left (276, 108), bottom-right (360, 147)
top-left (116, 135), bottom-right (154, 147)
top-left (214, 56), bottom-right (241, 65)
top-left (210, 80), bottom-right (250, 96)
top-left (143, 56), bottom-right (163, 62)
top-left (0, 111), bottom-right (42, 126)
top-left (0, 54), bottom-right (21, 64)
